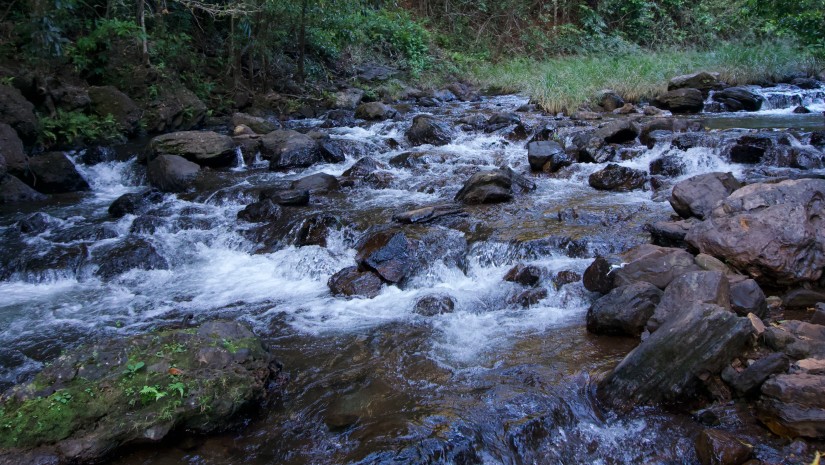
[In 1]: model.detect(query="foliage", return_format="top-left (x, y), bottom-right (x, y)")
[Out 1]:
top-left (40, 110), bottom-right (122, 148)
top-left (69, 19), bottom-right (141, 77)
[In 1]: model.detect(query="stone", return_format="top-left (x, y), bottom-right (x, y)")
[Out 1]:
top-left (17, 152), bottom-right (90, 194)
top-left (406, 115), bottom-right (453, 146)
top-left (328, 266), bottom-right (383, 298)
top-left (342, 157), bottom-right (385, 178)
top-left (757, 373), bottom-right (825, 439)
top-left (763, 321), bottom-right (825, 359)
top-left (503, 264), bottom-right (542, 287)
top-left (260, 130), bottom-right (321, 170)
top-left (333, 88), bottom-right (364, 109)
top-left (646, 219), bottom-right (697, 248)
top-left (93, 237), bottom-right (169, 279)
top-left (588, 164), bottom-right (647, 192)
top-left (649, 155), bottom-right (686, 177)
top-left (670, 172), bottom-right (742, 220)
top-left (355, 102), bottom-right (397, 120)
top-left (596, 89), bottom-right (624, 111)
top-left (583, 256), bottom-right (613, 294)
top-left (260, 188), bottom-right (310, 206)
top-left (793, 105), bottom-right (812, 114)
top-left (527, 140), bottom-right (572, 173)
top-left (791, 78), bottom-right (821, 89)
top-left (647, 271), bottom-right (730, 333)
top-left (237, 199), bottom-right (283, 223)
top-left (318, 139), bottom-right (374, 164)
top-left (291, 173), bottom-right (340, 194)
top-left (813, 304), bottom-right (825, 326)
top-left (0, 123), bottom-right (27, 175)
top-left (88, 86), bottom-right (142, 135)
top-left (668, 72), bottom-right (720, 94)
top-left (611, 244), bottom-right (701, 290)
top-left (150, 131), bottom-right (237, 168)
top-left (355, 228), bottom-right (413, 283)
top-left (511, 288), bottom-right (548, 307)
top-left (392, 205), bottom-right (464, 225)
top-left (485, 112), bottom-right (521, 131)
top-left (694, 429), bottom-right (753, 465)
top-left (108, 190), bottom-right (163, 218)
top-left (230, 113), bottom-right (278, 134)
top-left (598, 302), bottom-right (753, 411)
top-left (454, 169), bottom-right (513, 204)
top-left (147, 154), bottom-right (200, 192)
top-left (722, 353), bottom-right (790, 396)
top-left (695, 253), bottom-right (735, 274)
top-left (0, 84), bottom-right (38, 142)
top-left (729, 279), bottom-right (768, 318)
top-left (712, 87), bottom-right (764, 112)
top-left (653, 88), bottom-right (705, 114)
top-left (142, 86), bottom-right (206, 133)
top-left (413, 294), bottom-right (455, 316)
top-left (587, 282), bottom-right (663, 337)
top-left (552, 270), bottom-right (581, 289)
top-left (0, 175), bottom-right (46, 203)
top-left (728, 132), bottom-right (792, 165)
top-left (795, 358), bottom-right (825, 375)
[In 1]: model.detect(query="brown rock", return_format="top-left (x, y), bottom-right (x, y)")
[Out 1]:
top-left (694, 429), bottom-right (753, 465)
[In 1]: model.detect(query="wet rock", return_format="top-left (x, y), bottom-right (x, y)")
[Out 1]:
top-left (668, 72), bottom-right (720, 95)
top-left (319, 138), bottom-right (374, 164)
top-left (392, 204), bottom-right (464, 224)
top-left (328, 266), bottom-right (383, 298)
top-left (0, 320), bottom-right (275, 464)
top-left (333, 88), bottom-right (364, 109)
top-left (237, 199), bottom-right (282, 223)
top-left (355, 102), bottom-right (397, 120)
top-left (18, 152), bottom-right (90, 194)
top-left (388, 151), bottom-right (450, 169)
top-left (355, 228), bottom-right (412, 283)
top-left (88, 86), bottom-right (142, 135)
top-left (503, 264), bottom-right (542, 287)
top-left (93, 237), bottom-right (169, 280)
top-left (147, 154), bottom-right (200, 193)
top-left (455, 169), bottom-right (513, 204)
top-left (694, 429), bottom-right (753, 465)
top-left (588, 164), bottom-right (647, 192)
top-left (763, 321), bottom-right (825, 359)
top-left (260, 130), bottom-right (321, 170)
top-left (598, 302), bottom-right (753, 411)
top-left (230, 113), bottom-right (278, 134)
top-left (108, 189), bottom-right (164, 218)
top-left (757, 373), bottom-right (825, 439)
top-left (686, 179), bottom-right (825, 285)
top-left (583, 256), bottom-right (613, 294)
top-left (414, 294), bottom-right (455, 316)
top-left (0, 123), bottom-right (27, 175)
top-left (80, 146), bottom-right (117, 165)
top-left (793, 105), bottom-right (812, 114)
top-left (0, 175), bottom-right (46, 204)
top-left (17, 212), bottom-right (57, 235)
top-left (653, 88), bottom-right (705, 114)
top-left (712, 87), bottom-right (764, 112)
top-left (647, 271), bottom-right (730, 333)
top-left (527, 141), bottom-right (572, 173)
top-left (649, 155), bottom-right (686, 177)
top-left (0, 84), bottom-right (38, 143)
top-left (645, 219), bottom-right (697, 248)
top-left (729, 132), bottom-right (791, 164)
top-left (729, 279), bottom-right (768, 318)
top-left (670, 172), bottom-right (742, 220)
top-left (292, 215), bottom-right (340, 247)
top-left (291, 172), bottom-right (340, 194)
top-left (343, 157), bottom-right (385, 178)
top-left (406, 115), bottom-right (454, 146)
top-left (260, 188), bottom-right (309, 206)
top-left (129, 214), bottom-right (164, 234)
top-left (587, 282), bottom-right (662, 337)
top-left (511, 288), bottom-right (548, 307)
top-left (142, 86), bottom-right (206, 133)
top-left (551, 270), bottom-right (581, 289)
top-left (722, 353), bottom-right (789, 396)
top-left (611, 244), bottom-right (701, 290)
top-left (150, 131), bottom-right (236, 168)
top-left (791, 77), bottom-right (821, 89)
top-left (596, 89), bottom-right (624, 111)
top-left (485, 112), bottom-right (521, 131)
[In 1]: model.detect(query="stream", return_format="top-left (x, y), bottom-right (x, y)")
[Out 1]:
top-left (1, 85), bottom-right (824, 464)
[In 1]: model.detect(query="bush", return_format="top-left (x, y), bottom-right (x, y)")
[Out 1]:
top-left (40, 110), bottom-right (123, 148)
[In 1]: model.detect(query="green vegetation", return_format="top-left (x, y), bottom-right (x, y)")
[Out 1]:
top-left (40, 110), bottom-right (122, 147)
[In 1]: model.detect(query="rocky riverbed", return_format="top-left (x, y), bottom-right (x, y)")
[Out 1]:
top-left (1, 72), bottom-right (825, 464)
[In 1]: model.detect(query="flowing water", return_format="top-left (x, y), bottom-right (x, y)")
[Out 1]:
top-left (1, 86), bottom-right (824, 464)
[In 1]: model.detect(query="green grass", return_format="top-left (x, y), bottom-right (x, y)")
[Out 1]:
top-left (460, 42), bottom-right (822, 114)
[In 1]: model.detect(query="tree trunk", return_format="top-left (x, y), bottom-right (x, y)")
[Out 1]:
top-left (298, 0), bottom-right (307, 83)
top-left (137, 0), bottom-right (149, 65)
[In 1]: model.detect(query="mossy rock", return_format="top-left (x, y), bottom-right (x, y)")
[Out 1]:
top-left (0, 321), bottom-right (277, 464)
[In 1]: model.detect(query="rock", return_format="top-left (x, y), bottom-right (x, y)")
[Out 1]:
top-left (597, 120), bottom-right (639, 144)
top-left (763, 321), bottom-right (825, 359)
top-left (503, 264), bottom-right (542, 287)
top-left (93, 237), bottom-right (169, 279)
top-left (87, 86), bottom-right (142, 135)
top-left (318, 138), bottom-right (374, 164)
top-left (611, 244), bottom-right (702, 290)
top-left (291, 173), bottom-right (340, 194)
top-left (328, 266), bottom-right (383, 298)
top-left (653, 88), bottom-right (705, 114)
top-left (291, 214), bottom-right (340, 247)
top-left (455, 169), bottom-right (513, 204)
top-left (485, 112), bottom-right (520, 131)
top-left (237, 199), bottom-right (282, 223)
top-left (648, 271), bottom-right (730, 334)
top-left (596, 89), bottom-right (624, 111)
top-left (511, 288), bottom-right (548, 307)
top-left (355, 228), bottom-right (413, 283)
top-left (342, 157), bottom-right (384, 178)
top-left (649, 155), bottom-right (686, 177)
top-left (147, 154), bottom-right (200, 192)
top-left (0, 321), bottom-right (275, 464)
top-left (695, 254), bottom-right (735, 274)
top-left (142, 86), bottom-right (206, 133)
top-left (0, 84), bottom-right (38, 142)
top-left (791, 77), bottom-right (821, 89)
top-left (793, 105), bottom-right (812, 114)
top-left (17, 152), bottom-right (90, 194)
top-left (670, 172), bottom-right (742, 220)
top-left (392, 204), bottom-right (464, 224)
top-left (598, 302), bottom-right (753, 411)
top-left (668, 72), bottom-right (720, 95)
top-left (583, 256), bottom-right (614, 294)
top-left (260, 188), bottom-right (309, 206)
top-left (260, 130), bottom-right (320, 170)
top-left (757, 373), bottom-right (825, 438)
top-left (333, 88), bottom-right (364, 109)
top-left (355, 102), bottom-right (397, 120)
top-left (795, 358), bottom-right (825, 374)
top-left (694, 429), bottom-right (753, 465)
top-left (728, 132), bottom-right (792, 165)
top-left (729, 279), bottom-right (768, 318)
top-left (17, 212), bottom-right (58, 235)
top-left (587, 282), bottom-right (662, 337)
top-left (150, 131), bottom-right (237, 168)
top-left (552, 270), bottom-right (581, 289)
top-left (0, 175), bottom-right (46, 203)
top-left (527, 141), bottom-right (573, 173)
top-left (414, 294), bottom-right (455, 316)
top-left (686, 179), bottom-right (825, 285)
top-left (712, 87), bottom-right (764, 112)
top-left (588, 164), bottom-right (647, 192)
top-left (230, 113), bottom-right (278, 134)
top-left (0, 123), bottom-right (27, 174)
top-left (108, 190), bottom-right (163, 218)
top-left (572, 110), bottom-right (601, 120)
top-left (722, 353), bottom-right (790, 396)
top-left (813, 304), bottom-right (825, 326)
top-left (646, 219), bottom-right (697, 248)
top-left (406, 115), bottom-right (454, 146)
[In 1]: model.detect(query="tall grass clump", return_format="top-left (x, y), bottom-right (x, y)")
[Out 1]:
top-left (465, 42), bottom-right (821, 114)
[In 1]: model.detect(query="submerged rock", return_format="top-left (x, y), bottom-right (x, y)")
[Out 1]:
top-left (414, 294), bottom-right (456, 316)
top-left (406, 115), bottom-right (454, 146)
top-left (355, 228), bottom-right (413, 283)
top-left (328, 266), bottom-right (383, 298)
top-left (92, 237), bottom-right (169, 279)
top-left (588, 164), bottom-right (647, 191)
top-left (503, 264), bottom-right (542, 287)
top-left (0, 320), bottom-right (276, 464)
top-left (108, 190), bottom-right (164, 218)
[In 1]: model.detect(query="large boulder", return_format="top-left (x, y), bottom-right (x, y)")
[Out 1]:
top-left (596, 89), bottom-right (624, 111)
top-left (318, 138), bottom-right (375, 164)
top-left (588, 164), bottom-right (647, 191)
top-left (260, 130), bottom-right (320, 170)
top-left (455, 168), bottom-right (536, 204)
top-left (685, 179), bottom-right (825, 285)
top-left (694, 429), bottom-right (753, 465)
top-left (712, 87), bottom-right (764, 112)
top-left (0, 174), bottom-right (47, 204)
top-left (611, 244), bottom-right (701, 290)
top-left (355, 228), bottom-right (413, 283)
top-left (88, 86), bottom-right (142, 135)
top-left (583, 256), bottom-right (614, 294)
top-left (147, 154), bottom-right (200, 192)
top-left (598, 302), bottom-right (753, 411)
top-left (328, 266), bottom-right (383, 298)
top-left (108, 190), bottom-right (163, 218)
top-left (670, 172), bottom-right (742, 220)
top-left (586, 282), bottom-right (663, 337)
top-left (291, 172), bottom-right (340, 194)
top-left (668, 72), bottom-right (720, 95)
top-left (0, 84), bottom-right (38, 143)
top-left (527, 140), bottom-right (573, 173)
top-left (729, 279), bottom-right (768, 318)
top-left (230, 113), bottom-right (278, 134)
top-left (0, 123), bottom-right (27, 174)
top-left (150, 131), bottom-right (237, 168)
top-left (0, 321), bottom-right (275, 464)
top-left (142, 86), bottom-right (207, 133)
top-left (17, 152), bottom-right (90, 194)
top-left (722, 353), bottom-right (789, 396)
top-left (728, 132), bottom-right (793, 165)
top-left (355, 102), bottom-right (397, 120)
top-left (406, 115), bottom-right (454, 146)
top-left (653, 88), bottom-right (705, 114)
top-left (646, 271), bottom-right (730, 333)
top-left (757, 373), bottom-right (825, 439)
top-left (93, 237), bottom-right (169, 279)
